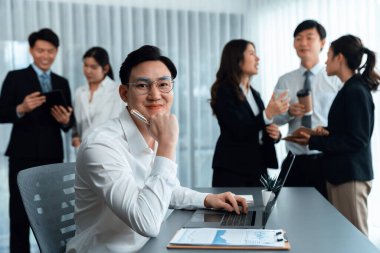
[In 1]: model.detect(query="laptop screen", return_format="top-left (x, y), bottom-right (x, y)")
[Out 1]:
top-left (261, 151), bottom-right (295, 226)
top-left (273, 151), bottom-right (295, 200)
top-left (184, 151), bottom-right (296, 229)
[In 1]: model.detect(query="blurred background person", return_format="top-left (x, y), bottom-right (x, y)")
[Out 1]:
top-left (72, 47), bottom-right (124, 148)
top-left (0, 28), bottom-right (73, 253)
top-left (293, 35), bottom-right (379, 236)
top-left (273, 20), bottom-right (341, 198)
top-left (209, 39), bottom-right (289, 187)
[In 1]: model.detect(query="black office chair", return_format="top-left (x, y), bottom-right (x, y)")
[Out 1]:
top-left (17, 162), bottom-right (76, 253)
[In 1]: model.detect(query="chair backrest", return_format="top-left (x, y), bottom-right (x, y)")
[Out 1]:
top-left (17, 162), bottom-right (76, 253)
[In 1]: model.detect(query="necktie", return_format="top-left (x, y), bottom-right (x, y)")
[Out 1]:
top-left (301, 70), bottom-right (312, 128)
top-left (40, 73), bottom-right (51, 92)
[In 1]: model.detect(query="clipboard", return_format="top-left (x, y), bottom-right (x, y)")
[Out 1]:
top-left (167, 242), bottom-right (291, 250)
top-left (43, 90), bottom-right (68, 108)
top-left (167, 228), bottom-right (291, 250)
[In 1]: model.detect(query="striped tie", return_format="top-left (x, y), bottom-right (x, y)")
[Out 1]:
top-left (301, 70), bottom-right (312, 128)
top-left (40, 73), bottom-right (51, 92)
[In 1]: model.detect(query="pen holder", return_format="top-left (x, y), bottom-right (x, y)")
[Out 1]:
top-left (261, 190), bottom-right (275, 206)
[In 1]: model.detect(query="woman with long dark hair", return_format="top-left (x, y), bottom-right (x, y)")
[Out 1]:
top-left (72, 47), bottom-right (124, 147)
top-left (210, 39), bottom-right (289, 187)
top-left (294, 35), bottom-right (379, 235)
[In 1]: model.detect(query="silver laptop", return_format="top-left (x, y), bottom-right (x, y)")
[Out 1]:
top-left (184, 151), bottom-right (295, 229)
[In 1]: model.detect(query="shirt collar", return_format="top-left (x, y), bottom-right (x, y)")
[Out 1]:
top-left (31, 63), bottom-right (51, 77)
top-left (119, 108), bottom-right (156, 155)
top-left (239, 83), bottom-right (252, 95)
top-left (84, 76), bottom-right (112, 91)
top-left (299, 62), bottom-right (324, 76)
top-left (100, 76), bottom-right (108, 88)
top-left (96, 76), bottom-right (112, 88)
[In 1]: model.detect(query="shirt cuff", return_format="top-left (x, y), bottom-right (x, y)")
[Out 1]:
top-left (195, 192), bottom-right (210, 208)
top-left (16, 110), bottom-right (24, 118)
top-left (263, 111), bottom-right (273, 124)
top-left (151, 156), bottom-right (178, 180)
top-left (287, 110), bottom-right (295, 120)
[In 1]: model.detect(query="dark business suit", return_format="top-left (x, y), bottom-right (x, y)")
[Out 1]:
top-left (212, 83), bottom-right (278, 187)
top-left (0, 65), bottom-right (74, 253)
top-left (309, 74), bottom-right (373, 235)
top-left (309, 74), bottom-right (374, 184)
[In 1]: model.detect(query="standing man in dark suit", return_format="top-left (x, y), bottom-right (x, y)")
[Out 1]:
top-left (0, 28), bottom-right (74, 253)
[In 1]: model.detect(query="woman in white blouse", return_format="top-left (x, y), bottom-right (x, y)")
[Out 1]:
top-left (72, 47), bottom-right (124, 147)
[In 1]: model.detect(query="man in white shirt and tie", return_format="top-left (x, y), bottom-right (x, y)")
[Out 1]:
top-left (66, 45), bottom-right (248, 253)
top-left (273, 20), bottom-right (341, 198)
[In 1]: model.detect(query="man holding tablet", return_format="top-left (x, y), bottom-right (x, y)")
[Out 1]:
top-left (0, 28), bottom-right (74, 253)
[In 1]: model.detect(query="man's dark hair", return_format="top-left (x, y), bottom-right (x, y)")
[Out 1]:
top-left (119, 45), bottom-right (177, 84)
top-left (28, 28), bottom-right (59, 48)
top-left (293, 20), bottom-right (326, 40)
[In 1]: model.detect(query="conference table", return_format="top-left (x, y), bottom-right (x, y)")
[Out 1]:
top-left (140, 187), bottom-right (380, 253)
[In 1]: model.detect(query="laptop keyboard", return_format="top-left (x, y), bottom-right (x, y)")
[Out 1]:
top-left (221, 211), bottom-right (256, 226)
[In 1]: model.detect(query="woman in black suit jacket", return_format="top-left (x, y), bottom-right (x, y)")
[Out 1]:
top-left (294, 35), bottom-right (379, 236)
top-left (210, 39), bottom-right (289, 187)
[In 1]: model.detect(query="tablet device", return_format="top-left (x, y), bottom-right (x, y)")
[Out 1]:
top-left (282, 127), bottom-right (323, 141)
top-left (43, 90), bottom-right (68, 108)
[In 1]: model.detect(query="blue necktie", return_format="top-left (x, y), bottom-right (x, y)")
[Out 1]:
top-left (301, 70), bottom-right (312, 128)
top-left (40, 73), bottom-right (51, 92)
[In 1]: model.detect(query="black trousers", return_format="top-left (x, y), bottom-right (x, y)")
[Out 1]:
top-left (284, 154), bottom-right (327, 199)
top-left (212, 167), bottom-right (264, 187)
top-left (9, 158), bottom-right (61, 253)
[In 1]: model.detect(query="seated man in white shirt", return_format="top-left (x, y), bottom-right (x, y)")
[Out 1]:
top-left (66, 45), bottom-right (248, 253)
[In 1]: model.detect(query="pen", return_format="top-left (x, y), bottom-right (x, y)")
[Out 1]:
top-left (130, 109), bottom-right (150, 125)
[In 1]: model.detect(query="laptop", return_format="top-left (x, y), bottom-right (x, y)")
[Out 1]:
top-left (184, 151), bottom-right (296, 229)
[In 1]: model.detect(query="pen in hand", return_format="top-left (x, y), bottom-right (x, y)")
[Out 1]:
top-left (130, 109), bottom-right (150, 125)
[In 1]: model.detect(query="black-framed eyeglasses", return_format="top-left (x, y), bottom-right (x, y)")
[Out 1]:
top-left (126, 76), bottom-right (174, 95)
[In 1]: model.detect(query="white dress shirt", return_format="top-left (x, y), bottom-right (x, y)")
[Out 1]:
top-left (240, 83), bottom-right (272, 144)
top-left (73, 76), bottom-right (125, 141)
top-left (66, 109), bottom-right (208, 253)
top-left (273, 63), bottom-right (342, 155)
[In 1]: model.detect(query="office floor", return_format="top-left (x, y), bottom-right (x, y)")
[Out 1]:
top-left (0, 157), bottom-right (379, 252)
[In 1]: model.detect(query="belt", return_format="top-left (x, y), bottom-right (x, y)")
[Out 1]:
top-left (296, 153), bottom-right (323, 160)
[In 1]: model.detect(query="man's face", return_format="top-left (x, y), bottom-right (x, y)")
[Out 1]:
top-left (120, 60), bottom-right (174, 121)
top-left (29, 40), bottom-right (58, 72)
top-left (293, 28), bottom-right (325, 62)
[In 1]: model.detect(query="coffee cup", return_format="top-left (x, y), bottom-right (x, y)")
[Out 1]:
top-left (297, 89), bottom-right (312, 115)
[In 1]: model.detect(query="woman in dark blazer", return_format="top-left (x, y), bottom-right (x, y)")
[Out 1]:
top-left (210, 39), bottom-right (289, 187)
top-left (293, 35), bottom-right (379, 236)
